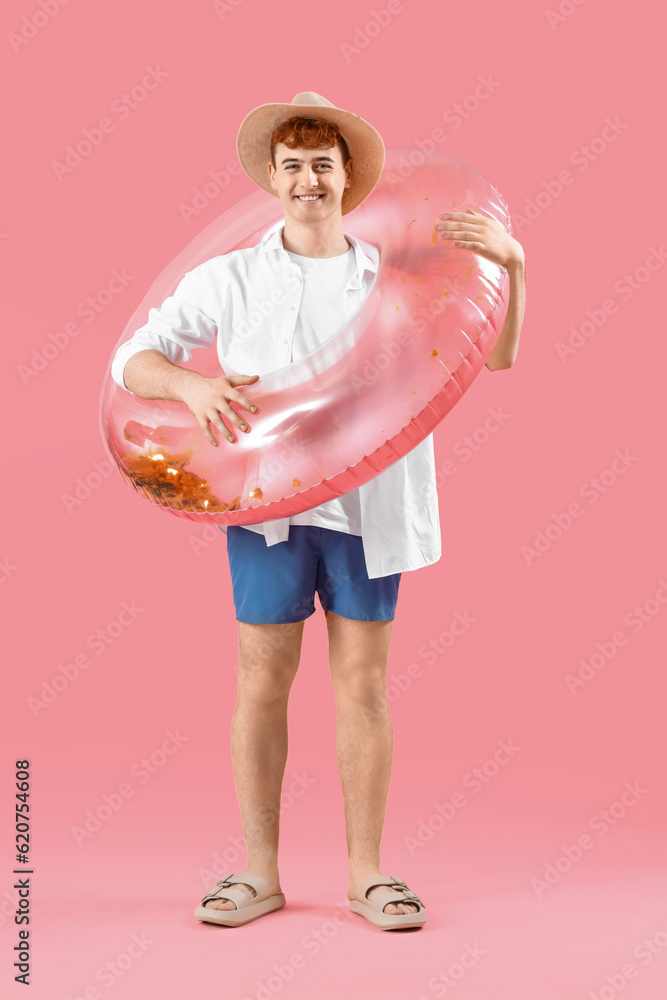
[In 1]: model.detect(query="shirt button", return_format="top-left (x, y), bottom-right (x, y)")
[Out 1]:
top-left (282, 338), bottom-right (288, 344)
top-left (289, 305), bottom-right (295, 310)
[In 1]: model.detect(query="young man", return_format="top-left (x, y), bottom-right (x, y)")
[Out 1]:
top-left (111, 92), bottom-right (526, 930)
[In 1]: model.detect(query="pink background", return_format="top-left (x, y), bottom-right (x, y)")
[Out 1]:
top-left (3, 1), bottom-right (666, 997)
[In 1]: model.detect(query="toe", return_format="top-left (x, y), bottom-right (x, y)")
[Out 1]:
top-left (203, 881), bottom-right (255, 911)
top-left (353, 881), bottom-right (421, 916)
top-left (384, 901), bottom-right (419, 915)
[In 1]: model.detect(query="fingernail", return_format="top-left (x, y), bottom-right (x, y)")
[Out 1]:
top-left (240, 424), bottom-right (247, 431)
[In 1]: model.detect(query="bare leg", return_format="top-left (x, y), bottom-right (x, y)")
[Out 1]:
top-left (325, 610), bottom-right (419, 915)
top-left (204, 618), bottom-right (305, 910)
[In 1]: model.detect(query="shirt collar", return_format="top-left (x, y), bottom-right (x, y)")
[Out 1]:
top-left (258, 224), bottom-right (378, 285)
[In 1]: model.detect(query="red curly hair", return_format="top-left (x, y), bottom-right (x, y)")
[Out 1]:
top-left (270, 116), bottom-right (350, 167)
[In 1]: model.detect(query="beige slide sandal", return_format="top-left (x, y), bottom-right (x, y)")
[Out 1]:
top-left (348, 874), bottom-right (427, 930)
top-left (194, 872), bottom-right (286, 927)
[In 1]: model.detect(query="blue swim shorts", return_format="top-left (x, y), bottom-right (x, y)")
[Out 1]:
top-left (226, 524), bottom-right (401, 625)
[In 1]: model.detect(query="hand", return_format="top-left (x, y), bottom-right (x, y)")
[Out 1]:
top-left (434, 210), bottom-right (524, 269)
top-left (182, 373), bottom-right (260, 447)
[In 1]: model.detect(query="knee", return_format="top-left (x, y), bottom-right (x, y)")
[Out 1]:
top-left (237, 660), bottom-right (296, 708)
top-left (333, 665), bottom-right (387, 713)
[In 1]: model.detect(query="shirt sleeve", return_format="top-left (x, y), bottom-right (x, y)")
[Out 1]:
top-left (110, 266), bottom-right (219, 394)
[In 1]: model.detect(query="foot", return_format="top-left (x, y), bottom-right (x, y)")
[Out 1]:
top-left (347, 872), bottom-right (420, 915)
top-left (203, 869), bottom-right (282, 911)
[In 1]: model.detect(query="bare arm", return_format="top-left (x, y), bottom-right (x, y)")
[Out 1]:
top-left (122, 349), bottom-right (260, 447)
top-left (434, 211), bottom-right (526, 371)
top-left (485, 253), bottom-right (526, 371)
top-left (123, 349), bottom-right (206, 401)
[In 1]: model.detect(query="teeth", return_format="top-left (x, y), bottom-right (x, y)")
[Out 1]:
top-left (297, 195), bottom-right (321, 201)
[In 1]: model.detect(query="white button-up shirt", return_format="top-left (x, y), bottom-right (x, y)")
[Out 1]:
top-left (111, 224), bottom-right (441, 578)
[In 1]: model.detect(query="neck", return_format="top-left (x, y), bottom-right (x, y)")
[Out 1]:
top-left (280, 217), bottom-right (350, 258)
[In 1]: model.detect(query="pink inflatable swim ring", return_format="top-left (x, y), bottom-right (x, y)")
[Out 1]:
top-left (100, 147), bottom-right (512, 526)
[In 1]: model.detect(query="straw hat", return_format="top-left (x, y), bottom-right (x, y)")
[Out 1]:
top-left (236, 91), bottom-right (385, 215)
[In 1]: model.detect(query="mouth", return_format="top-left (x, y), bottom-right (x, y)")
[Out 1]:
top-left (294, 194), bottom-right (324, 203)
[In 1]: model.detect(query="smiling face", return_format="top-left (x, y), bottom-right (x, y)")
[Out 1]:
top-left (268, 141), bottom-right (353, 224)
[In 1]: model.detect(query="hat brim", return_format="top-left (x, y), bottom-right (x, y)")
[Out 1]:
top-left (236, 101), bottom-right (385, 215)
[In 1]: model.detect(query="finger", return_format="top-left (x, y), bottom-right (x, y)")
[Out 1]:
top-left (230, 390), bottom-right (259, 414)
top-left (438, 211), bottom-right (481, 221)
top-left (438, 231), bottom-right (488, 252)
top-left (197, 416), bottom-right (221, 447)
top-left (438, 229), bottom-right (481, 243)
top-left (452, 240), bottom-right (487, 253)
top-left (434, 219), bottom-right (485, 231)
top-left (208, 411), bottom-right (237, 444)
top-left (222, 400), bottom-right (252, 433)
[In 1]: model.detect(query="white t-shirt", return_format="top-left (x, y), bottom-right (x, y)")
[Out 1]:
top-left (110, 225), bottom-right (442, 579)
top-left (242, 242), bottom-right (363, 538)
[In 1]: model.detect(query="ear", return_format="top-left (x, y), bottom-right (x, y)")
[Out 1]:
top-left (268, 161), bottom-right (277, 191)
top-left (344, 157), bottom-right (353, 189)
